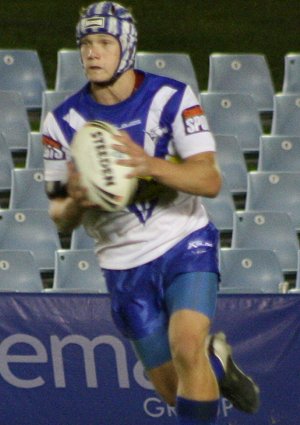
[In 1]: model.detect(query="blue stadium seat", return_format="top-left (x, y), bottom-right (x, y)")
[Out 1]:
top-left (135, 51), bottom-right (200, 96)
top-left (52, 249), bottom-right (108, 292)
top-left (200, 92), bottom-right (263, 153)
top-left (231, 211), bottom-right (299, 273)
top-left (70, 225), bottom-right (96, 250)
top-left (271, 93), bottom-right (300, 136)
top-left (282, 53), bottom-right (300, 94)
top-left (201, 177), bottom-right (235, 232)
top-left (0, 133), bottom-right (14, 192)
top-left (0, 209), bottom-right (61, 272)
top-left (220, 248), bottom-right (285, 293)
top-left (0, 250), bottom-right (43, 292)
top-left (40, 90), bottom-right (73, 131)
top-left (0, 90), bottom-right (31, 151)
top-left (208, 53), bottom-right (275, 113)
top-left (289, 250), bottom-right (300, 293)
top-left (214, 134), bottom-right (248, 194)
top-left (245, 171), bottom-right (300, 230)
top-left (9, 168), bottom-right (49, 209)
top-left (55, 49), bottom-right (87, 91)
top-left (0, 49), bottom-right (47, 109)
top-left (258, 135), bottom-right (300, 171)
top-left (25, 132), bottom-right (44, 169)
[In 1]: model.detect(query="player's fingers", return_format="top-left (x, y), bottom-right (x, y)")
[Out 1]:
top-left (114, 133), bottom-right (140, 151)
top-left (67, 161), bottom-right (78, 175)
top-left (112, 143), bottom-right (128, 154)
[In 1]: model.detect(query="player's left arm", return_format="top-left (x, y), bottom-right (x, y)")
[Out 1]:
top-left (113, 85), bottom-right (222, 198)
top-left (147, 150), bottom-right (222, 198)
top-left (113, 133), bottom-right (221, 198)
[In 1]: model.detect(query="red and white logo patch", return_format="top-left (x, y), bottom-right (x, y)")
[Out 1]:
top-left (182, 105), bottom-right (209, 135)
top-left (42, 135), bottom-right (66, 160)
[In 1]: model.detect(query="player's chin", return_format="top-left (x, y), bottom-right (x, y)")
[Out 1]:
top-left (87, 71), bottom-right (111, 84)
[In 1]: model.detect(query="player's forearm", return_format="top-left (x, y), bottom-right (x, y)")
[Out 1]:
top-left (149, 156), bottom-right (222, 198)
top-left (49, 197), bottom-right (85, 233)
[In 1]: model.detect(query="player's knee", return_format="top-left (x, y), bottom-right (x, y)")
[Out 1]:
top-left (170, 332), bottom-right (206, 372)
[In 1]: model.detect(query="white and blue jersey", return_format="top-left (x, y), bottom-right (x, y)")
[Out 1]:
top-left (43, 71), bottom-right (216, 269)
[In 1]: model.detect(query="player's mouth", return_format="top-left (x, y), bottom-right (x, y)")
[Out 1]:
top-left (89, 65), bottom-right (103, 71)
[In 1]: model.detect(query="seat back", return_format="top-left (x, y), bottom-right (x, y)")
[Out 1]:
top-left (282, 53), bottom-right (300, 94)
top-left (220, 248), bottom-right (285, 293)
top-left (0, 250), bottom-right (43, 291)
top-left (53, 249), bottom-right (108, 292)
top-left (208, 53), bottom-right (275, 112)
top-left (0, 90), bottom-right (31, 151)
top-left (70, 225), bottom-right (95, 250)
top-left (291, 251), bottom-right (300, 292)
top-left (25, 132), bottom-right (44, 169)
top-left (214, 134), bottom-right (247, 194)
top-left (40, 90), bottom-right (73, 130)
top-left (55, 49), bottom-right (87, 91)
top-left (201, 177), bottom-right (235, 232)
top-left (245, 171), bottom-right (300, 230)
top-left (201, 92), bottom-right (263, 153)
top-left (0, 209), bottom-right (61, 271)
top-left (271, 93), bottom-right (300, 136)
top-left (0, 49), bottom-right (47, 109)
top-left (231, 211), bottom-right (299, 272)
top-left (258, 135), bottom-right (300, 171)
top-left (9, 168), bottom-right (49, 209)
top-left (135, 51), bottom-right (200, 96)
top-left (0, 133), bottom-right (14, 191)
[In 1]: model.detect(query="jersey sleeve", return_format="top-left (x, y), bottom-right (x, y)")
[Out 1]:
top-left (42, 112), bottom-right (71, 184)
top-left (172, 85), bottom-right (216, 159)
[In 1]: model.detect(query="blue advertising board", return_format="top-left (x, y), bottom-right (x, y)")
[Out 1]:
top-left (0, 292), bottom-right (299, 424)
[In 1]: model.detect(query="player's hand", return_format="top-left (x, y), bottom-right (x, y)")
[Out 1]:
top-left (67, 162), bottom-right (98, 208)
top-left (113, 131), bottom-right (155, 178)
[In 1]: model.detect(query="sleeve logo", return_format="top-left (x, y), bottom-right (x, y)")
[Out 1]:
top-left (182, 105), bottom-right (209, 135)
top-left (43, 135), bottom-right (66, 160)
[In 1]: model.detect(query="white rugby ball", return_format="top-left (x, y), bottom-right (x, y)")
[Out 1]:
top-left (71, 120), bottom-right (137, 211)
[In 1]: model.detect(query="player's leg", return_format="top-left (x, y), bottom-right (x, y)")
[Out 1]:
top-left (133, 271), bottom-right (220, 424)
top-left (166, 271), bottom-right (220, 425)
top-left (132, 317), bottom-right (219, 409)
top-left (145, 360), bottom-right (178, 406)
top-left (165, 270), bottom-right (259, 418)
top-left (136, 319), bottom-right (260, 414)
top-left (169, 313), bottom-right (217, 400)
top-left (131, 325), bottom-right (177, 406)
top-left (104, 263), bottom-right (259, 416)
top-left (143, 270), bottom-right (259, 421)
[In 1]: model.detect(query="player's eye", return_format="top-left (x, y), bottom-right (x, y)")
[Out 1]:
top-left (80, 40), bottom-right (89, 47)
top-left (100, 39), bottom-right (111, 46)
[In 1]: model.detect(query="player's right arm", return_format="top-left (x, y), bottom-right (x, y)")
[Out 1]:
top-left (48, 197), bottom-right (83, 234)
top-left (46, 163), bottom-right (94, 233)
top-left (43, 115), bottom-right (96, 233)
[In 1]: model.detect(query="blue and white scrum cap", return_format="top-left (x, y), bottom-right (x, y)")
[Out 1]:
top-left (76, 1), bottom-right (138, 76)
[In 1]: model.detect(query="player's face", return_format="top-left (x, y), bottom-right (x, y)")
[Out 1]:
top-left (80, 34), bottom-right (121, 83)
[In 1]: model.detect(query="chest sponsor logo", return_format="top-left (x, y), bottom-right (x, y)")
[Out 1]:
top-left (119, 119), bottom-right (142, 130)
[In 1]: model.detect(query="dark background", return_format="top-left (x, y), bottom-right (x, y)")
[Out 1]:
top-left (3, 0), bottom-right (300, 91)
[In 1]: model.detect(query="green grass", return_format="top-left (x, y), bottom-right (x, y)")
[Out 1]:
top-left (3, 0), bottom-right (300, 90)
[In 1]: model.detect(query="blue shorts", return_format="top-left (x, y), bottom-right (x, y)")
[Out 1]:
top-left (102, 222), bottom-right (220, 369)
